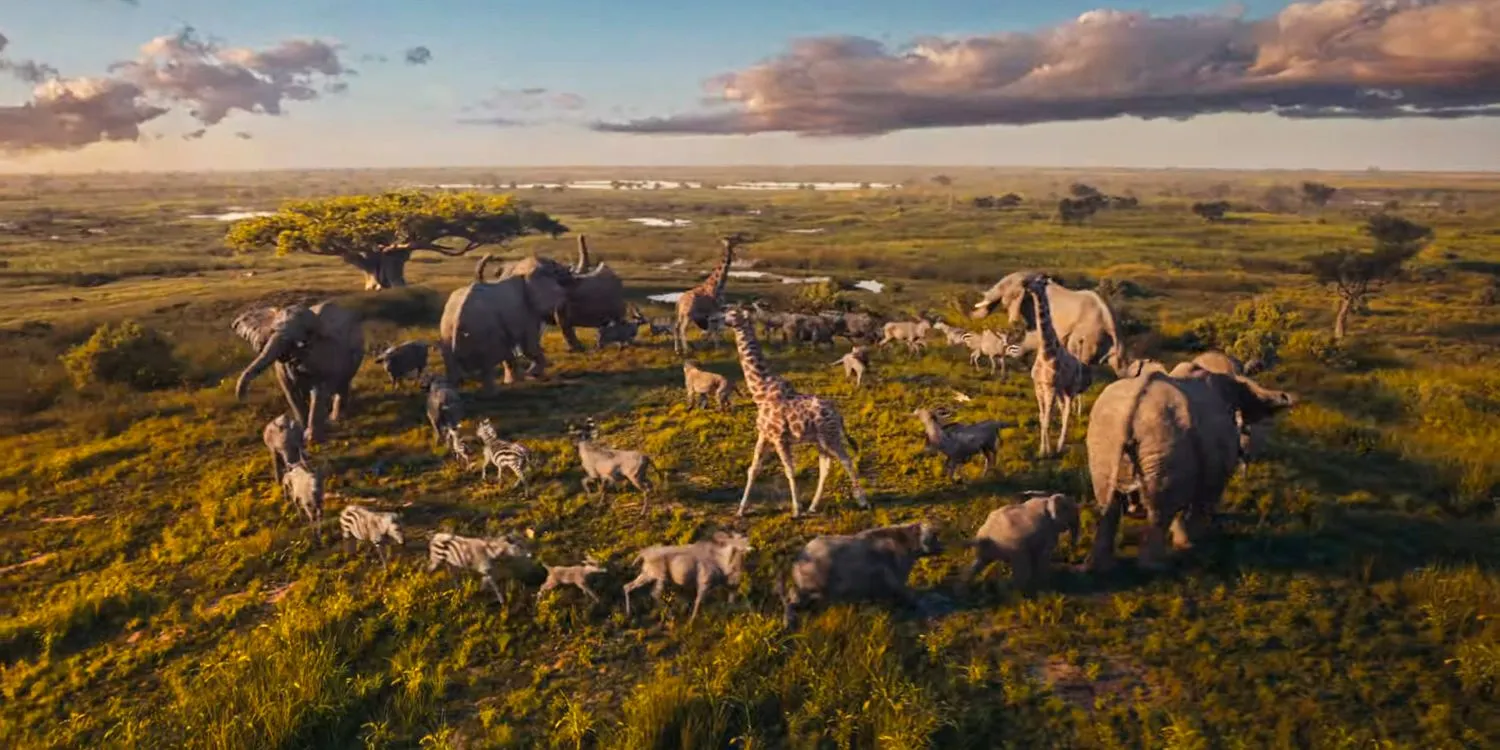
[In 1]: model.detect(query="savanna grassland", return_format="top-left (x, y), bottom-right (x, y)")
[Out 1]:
top-left (1, 166), bottom-right (1497, 749)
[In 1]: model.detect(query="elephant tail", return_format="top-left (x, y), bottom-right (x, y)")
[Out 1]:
top-left (474, 254), bottom-right (502, 283)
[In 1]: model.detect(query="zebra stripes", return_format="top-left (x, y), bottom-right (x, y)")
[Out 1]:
top-left (476, 419), bottom-right (532, 493)
top-left (338, 504), bottom-right (404, 563)
top-left (961, 330), bottom-right (1025, 377)
top-left (427, 531), bottom-right (532, 605)
top-left (444, 425), bottom-right (476, 469)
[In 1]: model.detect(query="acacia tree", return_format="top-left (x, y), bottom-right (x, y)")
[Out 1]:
top-left (226, 191), bottom-right (567, 290)
top-left (1301, 181), bottom-right (1337, 209)
top-left (1305, 214), bottom-right (1431, 339)
top-left (931, 174), bottom-right (956, 211)
top-left (1191, 201), bottom-right (1230, 222)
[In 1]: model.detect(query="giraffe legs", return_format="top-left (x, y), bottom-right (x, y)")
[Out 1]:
top-left (1035, 387), bottom-right (1054, 458)
top-left (736, 435), bottom-right (768, 517)
top-left (1056, 393), bottom-right (1073, 454)
top-left (808, 454), bottom-right (832, 514)
top-left (773, 440), bottom-right (800, 517)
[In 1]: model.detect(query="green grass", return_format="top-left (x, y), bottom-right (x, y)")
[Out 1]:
top-left (1, 168), bottom-right (1498, 749)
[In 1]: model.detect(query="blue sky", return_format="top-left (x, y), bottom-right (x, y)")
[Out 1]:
top-left (1, 0), bottom-right (1497, 171)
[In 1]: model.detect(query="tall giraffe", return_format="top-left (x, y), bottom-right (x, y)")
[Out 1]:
top-left (674, 236), bottom-right (739, 354)
top-left (1026, 274), bottom-right (1088, 457)
top-left (721, 306), bottom-right (868, 517)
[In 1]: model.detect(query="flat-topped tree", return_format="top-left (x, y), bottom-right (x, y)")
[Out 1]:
top-left (1305, 214), bottom-right (1431, 340)
top-left (225, 191), bottom-right (568, 290)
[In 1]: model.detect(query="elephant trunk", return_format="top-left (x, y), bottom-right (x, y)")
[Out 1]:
top-left (237, 335), bottom-right (292, 401)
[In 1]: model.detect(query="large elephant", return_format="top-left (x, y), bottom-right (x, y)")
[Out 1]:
top-left (233, 301), bottom-right (365, 444)
top-left (1083, 367), bottom-right (1296, 572)
top-left (971, 271), bottom-right (1125, 373)
top-left (507, 235), bottom-right (627, 352)
top-left (439, 253), bottom-right (577, 392)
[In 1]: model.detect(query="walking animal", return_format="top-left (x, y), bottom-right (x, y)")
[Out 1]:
top-left (537, 558), bottom-right (607, 604)
top-left (780, 521), bottom-right (941, 626)
top-left (263, 414), bottom-right (306, 487)
top-left (912, 407), bottom-right (1009, 481)
top-left (338, 503), bottom-right (404, 563)
top-left (1024, 275), bottom-right (1090, 457)
top-left (568, 418), bottom-right (659, 513)
top-left (597, 308), bottom-right (648, 350)
top-left (622, 531), bottom-right (751, 622)
top-left (682, 360), bottom-right (732, 409)
top-left (427, 532), bottom-right (533, 605)
top-left (475, 418), bottom-right (532, 494)
top-left (879, 319), bottom-right (932, 352)
top-left (966, 493), bottom-right (1080, 591)
top-left (932, 321), bottom-right (970, 346)
top-left (962, 329), bottom-right (1024, 378)
top-left (443, 426), bottom-right (476, 469)
top-left (374, 340), bottom-right (430, 387)
top-left (280, 462), bottom-right (323, 534)
top-left (674, 235), bottom-right (741, 354)
top-left (722, 306), bottom-right (868, 518)
top-left (971, 270), bottom-right (1126, 374)
top-left (831, 345), bottom-right (869, 387)
top-left (423, 374), bottom-right (463, 447)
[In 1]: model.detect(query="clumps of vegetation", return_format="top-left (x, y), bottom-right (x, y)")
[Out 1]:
top-left (1191, 200), bottom-right (1231, 222)
top-left (970, 193), bottom-right (1022, 210)
top-left (1057, 183), bottom-right (1138, 224)
top-left (1302, 181), bottom-right (1338, 208)
top-left (1305, 214), bottom-right (1432, 340)
top-left (1186, 298), bottom-right (1299, 365)
top-left (59, 320), bottom-right (182, 391)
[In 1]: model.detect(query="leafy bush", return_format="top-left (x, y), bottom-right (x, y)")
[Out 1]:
top-left (1285, 330), bottom-right (1356, 369)
top-left (793, 280), bottom-right (846, 311)
top-left (60, 320), bottom-right (182, 391)
top-left (1187, 298), bottom-right (1299, 365)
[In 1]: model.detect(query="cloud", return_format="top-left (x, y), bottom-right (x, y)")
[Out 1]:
top-left (0, 26), bottom-right (349, 153)
top-left (593, 0), bottom-right (1500, 136)
top-left (404, 46), bottom-right (433, 65)
top-left (183, 128), bottom-right (206, 140)
top-left (455, 115), bottom-right (527, 127)
top-left (233, 131), bottom-right (252, 139)
top-left (0, 32), bottom-right (60, 84)
top-left (458, 87), bottom-right (589, 126)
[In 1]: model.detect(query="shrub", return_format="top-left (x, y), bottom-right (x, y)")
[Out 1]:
top-left (1285, 330), bottom-right (1356, 369)
top-left (1187, 298), bottom-right (1299, 365)
top-left (794, 280), bottom-right (845, 311)
top-left (60, 320), bottom-right (182, 391)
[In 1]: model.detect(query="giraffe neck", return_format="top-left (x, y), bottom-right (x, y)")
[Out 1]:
top-left (699, 243), bottom-right (735, 299)
top-left (1030, 287), bottom-right (1063, 360)
top-left (728, 321), bottom-right (784, 403)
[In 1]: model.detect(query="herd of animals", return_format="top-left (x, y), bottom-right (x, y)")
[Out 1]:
top-left (234, 234), bottom-right (1298, 624)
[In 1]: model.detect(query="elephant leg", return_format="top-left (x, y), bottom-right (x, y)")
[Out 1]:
top-left (1010, 551), bottom-right (1034, 592)
top-left (501, 360), bottom-right (516, 385)
top-left (558, 315), bottom-right (586, 353)
top-left (274, 365), bottom-right (311, 429)
top-left (1171, 506), bottom-right (1210, 551)
top-left (1139, 509), bottom-right (1173, 572)
top-left (1084, 495), bottom-right (1124, 573)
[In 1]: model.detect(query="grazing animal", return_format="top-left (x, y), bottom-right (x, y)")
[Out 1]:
top-left (263, 414), bottom-right (306, 487)
top-left (786, 314), bottom-right (837, 349)
top-left (596, 309), bottom-right (647, 350)
top-left (674, 236), bottom-right (740, 354)
top-left (427, 532), bottom-right (532, 605)
top-left (780, 521), bottom-right (941, 626)
top-left (338, 503), bottom-right (404, 563)
top-left (569, 418), bottom-right (658, 513)
top-left (280, 462), bottom-right (323, 532)
top-left (971, 270), bottom-right (1126, 374)
top-left (443, 425), bottom-right (476, 469)
top-left (1084, 367), bottom-right (1296, 572)
top-left (423, 374), bottom-right (463, 446)
top-left (537, 559), bottom-right (607, 604)
top-left (966, 493), bottom-right (1080, 591)
top-left (831, 345), bottom-right (869, 387)
top-left (722, 306), bottom-right (868, 518)
top-left (912, 407), bottom-right (1008, 481)
top-left (834, 311), bottom-right (881, 344)
top-left (1185, 351), bottom-right (1266, 476)
top-left (682, 360), bottom-right (732, 409)
top-left (879, 320), bottom-right (932, 352)
top-left (932, 321), bottom-right (969, 346)
top-left (962, 329), bottom-right (1025, 378)
top-left (622, 531), bottom-right (751, 622)
top-left (374, 340), bottom-right (430, 387)
top-left (1025, 275), bottom-right (1090, 457)
top-left (475, 418), bottom-right (532, 494)
top-left (645, 317), bottom-right (675, 338)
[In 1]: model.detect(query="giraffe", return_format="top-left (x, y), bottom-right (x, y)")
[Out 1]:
top-left (674, 236), bottom-right (739, 354)
top-left (721, 306), bottom-right (868, 518)
top-left (1025, 273), bottom-right (1088, 457)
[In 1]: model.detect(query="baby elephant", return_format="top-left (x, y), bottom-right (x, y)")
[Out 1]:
top-left (569, 418), bottom-right (660, 514)
top-left (374, 340), bottom-right (430, 387)
top-left (537, 558), bottom-right (607, 604)
top-left (682, 361), bottom-right (731, 409)
top-left (623, 531), bottom-right (751, 622)
top-left (967, 493), bottom-right (1079, 591)
top-left (781, 521), bottom-right (941, 626)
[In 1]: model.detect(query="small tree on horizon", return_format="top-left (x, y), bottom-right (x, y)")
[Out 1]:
top-left (1302, 181), bottom-right (1338, 209)
top-left (225, 191), bottom-right (567, 290)
top-left (931, 174), bottom-right (956, 211)
top-left (1191, 201), bottom-right (1231, 222)
top-left (1305, 214), bottom-right (1432, 340)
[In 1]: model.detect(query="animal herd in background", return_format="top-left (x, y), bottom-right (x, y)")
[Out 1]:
top-left (232, 236), bottom-right (1298, 622)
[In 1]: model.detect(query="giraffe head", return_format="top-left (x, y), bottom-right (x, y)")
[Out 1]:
top-left (1023, 272), bottom-right (1052, 295)
top-left (721, 305), bottom-right (751, 330)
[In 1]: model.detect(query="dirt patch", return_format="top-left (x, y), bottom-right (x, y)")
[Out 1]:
top-left (40, 514), bottom-right (98, 523)
top-left (1034, 655), bottom-right (1153, 710)
top-left (0, 552), bottom-right (55, 575)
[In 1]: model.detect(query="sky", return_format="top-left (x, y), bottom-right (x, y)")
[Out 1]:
top-left (0, 0), bottom-right (1497, 172)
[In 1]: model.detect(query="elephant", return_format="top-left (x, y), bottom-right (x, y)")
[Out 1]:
top-left (439, 253), bottom-right (577, 392)
top-left (1181, 353), bottom-right (1269, 475)
top-left (1083, 367), bottom-right (1296, 572)
top-left (233, 301), bottom-right (365, 445)
top-left (526, 235), bottom-right (626, 353)
top-left (970, 271), bottom-right (1125, 373)
top-left (966, 492), bottom-right (1080, 591)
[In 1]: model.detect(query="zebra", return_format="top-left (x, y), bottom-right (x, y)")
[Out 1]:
top-left (427, 531), bottom-right (533, 605)
top-left (476, 418), bottom-right (532, 494)
top-left (961, 329), bottom-right (1025, 378)
top-left (338, 503), bottom-right (404, 564)
top-left (280, 462), bottom-right (323, 535)
top-left (443, 425), bottom-right (476, 469)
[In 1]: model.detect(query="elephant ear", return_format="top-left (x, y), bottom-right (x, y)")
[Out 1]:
top-left (232, 306), bottom-right (281, 350)
top-left (1225, 374), bottom-right (1297, 425)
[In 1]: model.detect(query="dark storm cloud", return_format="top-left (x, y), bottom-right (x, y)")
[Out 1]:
top-left (592, 0), bottom-right (1500, 136)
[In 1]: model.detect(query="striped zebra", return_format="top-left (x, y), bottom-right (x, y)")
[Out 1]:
top-left (427, 531), bottom-right (533, 605)
top-left (338, 503), bottom-right (404, 564)
top-left (280, 462), bottom-right (323, 533)
top-left (961, 329), bottom-right (1025, 378)
top-left (476, 418), bottom-right (532, 494)
top-left (443, 425), bottom-right (476, 469)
